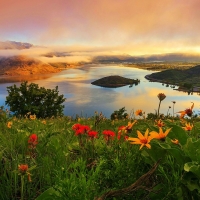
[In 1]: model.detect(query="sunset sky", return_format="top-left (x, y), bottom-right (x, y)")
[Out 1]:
top-left (1, 0), bottom-right (200, 57)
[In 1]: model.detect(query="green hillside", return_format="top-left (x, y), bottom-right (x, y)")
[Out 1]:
top-left (146, 65), bottom-right (200, 90)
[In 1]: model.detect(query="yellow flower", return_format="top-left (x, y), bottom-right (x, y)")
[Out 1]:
top-left (128, 129), bottom-right (152, 150)
top-left (135, 109), bottom-right (143, 116)
top-left (30, 114), bottom-right (36, 120)
top-left (41, 120), bottom-right (46, 125)
top-left (7, 121), bottom-right (12, 128)
top-left (155, 119), bottom-right (165, 127)
top-left (178, 102), bottom-right (194, 118)
top-left (182, 122), bottom-right (193, 131)
top-left (150, 127), bottom-right (172, 141)
top-left (171, 139), bottom-right (179, 145)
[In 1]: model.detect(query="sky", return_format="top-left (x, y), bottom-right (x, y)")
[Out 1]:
top-left (1, 0), bottom-right (200, 58)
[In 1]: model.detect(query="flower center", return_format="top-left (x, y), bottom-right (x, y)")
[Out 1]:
top-left (140, 138), bottom-right (147, 144)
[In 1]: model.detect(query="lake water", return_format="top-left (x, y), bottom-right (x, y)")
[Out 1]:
top-left (0, 64), bottom-right (199, 118)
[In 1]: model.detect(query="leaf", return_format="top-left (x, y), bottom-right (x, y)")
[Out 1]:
top-left (35, 187), bottom-right (60, 200)
top-left (184, 162), bottom-right (200, 179)
top-left (183, 138), bottom-right (200, 163)
top-left (167, 124), bottom-right (188, 145)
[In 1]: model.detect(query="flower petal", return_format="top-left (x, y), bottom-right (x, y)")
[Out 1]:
top-left (145, 144), bottom-right (151, 149)
top-left (137, 130), bottom-right (145, 140)
top-left (144, 129), bottom-right (149, 139)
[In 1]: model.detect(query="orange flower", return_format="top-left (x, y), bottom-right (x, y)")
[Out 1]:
top-left (171, 139), bottom-right (179, 145)
top-left (30, 114), bottom-right (36, 120)
top-left (150, 127), bottom-right (172, 141)
top-left (117, 120), bottom-right (137, 140)
top-left (182, 122), bottom-right (193, 131)
top-left (155, 119), bottom-right (165, 127)
top-left (18, 164), bottom-right (32, 182)
top-left (178, 102), bottom-right (194, 118)
top-left (135, 110), bottom-right (143, 116)
top-left (41, 120), bottom-right (46, 124)
top-left (18, 164), bottom-right (28, 174)
top-left (128, 129), bottom-right (152, 150)
top-left (7, 121), bottom-right (12, 128)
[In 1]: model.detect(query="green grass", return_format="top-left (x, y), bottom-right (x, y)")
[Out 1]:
top-left (1, 110), bottom-right (200, 200)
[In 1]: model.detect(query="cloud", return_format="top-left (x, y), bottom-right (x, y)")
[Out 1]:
top-left (1, 0), bottom-right (200, 55)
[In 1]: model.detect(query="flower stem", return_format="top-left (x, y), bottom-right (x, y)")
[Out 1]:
top-left (21, 175), bottom-right (24, 200)
top-left (157, 100), bottom-right (161, 118)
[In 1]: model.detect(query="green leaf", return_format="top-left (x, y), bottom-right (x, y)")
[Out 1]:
top-left (35, 187), bottom-right (60, 200)
top-left (183, 138), bottom-right (200, 163)
top-left (184, 162), bottom-right (200, 179)
top-left (167, 124), bottom-right (188, 145)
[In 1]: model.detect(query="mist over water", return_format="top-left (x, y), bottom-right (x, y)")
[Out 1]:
top-left (0, 64), bottom-right (199, 118)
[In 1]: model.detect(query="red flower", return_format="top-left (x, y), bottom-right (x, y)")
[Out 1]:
top-left (103, 130), bottom-right (115, 141)
top-left (28, 134), bottom-right (38, 147)
top-left (72, 123), bottom-right (82, 131)
top-left (18, 164), bottom-right (28, 174)
top-left (72, 124), bottom-right (91, 135)
top-left (178, 102), bottom-right (194, 118)
top-left (88, 130), bottom-right (98, 138)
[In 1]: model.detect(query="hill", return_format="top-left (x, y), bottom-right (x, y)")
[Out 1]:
top-left (91, 75), bottom-right (140, 88)
top-left (146, 65), bottom-right (200, 91)
top-left (0, 55), bottom-right (61, 76)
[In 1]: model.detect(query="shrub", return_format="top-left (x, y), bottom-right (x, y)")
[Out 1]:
top-left (5, 81), bottom-right (66, 118)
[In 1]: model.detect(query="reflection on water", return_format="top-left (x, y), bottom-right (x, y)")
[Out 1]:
top-left (0, 64), bottom-right (199, 118)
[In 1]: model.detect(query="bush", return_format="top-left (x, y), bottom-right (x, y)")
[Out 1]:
top-left (5, 81), bottom-right (66, 118)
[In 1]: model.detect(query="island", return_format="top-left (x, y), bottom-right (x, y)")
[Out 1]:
top-left (91, 75), bottom-right (140, 88)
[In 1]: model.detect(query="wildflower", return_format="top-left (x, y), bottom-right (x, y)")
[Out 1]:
top-left (18, 164), bottom-right (32, 182)
top-left (7, 121), bottom-right (12, 128)
top-left (178, 102), bottom-right (194, 118)
top-left (155, 119), bottom-right (165, 127)
top-left (103, 130), bottom-right (115, 141)
top-left (150, 127), bottom-right (172, 141)
top-left (182, 122), bottom-right (193, 131)
top-left (41, 120), bottom-right (46, 124)
top-left (30, 114), bottom-right (36, 120)
top-left (88, 130), bottom-right (98, 139)
top-left (117, 120), bottom-right (137, 140)
top-left (171, 139), bottom-right (179, 145)
top-left (18, 164), bottom-right (28, 174)
top-left (157, 93), bottom-right (166, 101)
top-left (128, 129), bottom-right (152, 150)
top-left (172, 101), bottom-right (176, 104)
top-left (135, 109), bottom-right (143, 116)
top-left (157, 93), bottom-right (166, 117)
top-left (72, 124), bottom-right (91, 135)
top-left (28, 134), bottom-right (38, 148)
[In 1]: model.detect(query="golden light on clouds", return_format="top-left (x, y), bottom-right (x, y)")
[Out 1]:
top-left (1, 0), bottom-right (200, 57)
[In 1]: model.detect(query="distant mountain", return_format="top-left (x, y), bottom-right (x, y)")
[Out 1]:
top-left (92, 53), bottom-right (200, 63)
top-left (0, 41), bottom-right (33, 50)
top-left (0, 55), bottom-right (61, 76)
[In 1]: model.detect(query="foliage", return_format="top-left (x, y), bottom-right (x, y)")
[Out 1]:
top-left (5, 81), bottom-right (66, 118)
top-left (2, 94), bottom-right (200, 199)
top-left (110, 107), bottom-right (128, 120)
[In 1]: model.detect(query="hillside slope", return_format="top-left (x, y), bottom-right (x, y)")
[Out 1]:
top-left (0, 55), bottom-right (61, 76)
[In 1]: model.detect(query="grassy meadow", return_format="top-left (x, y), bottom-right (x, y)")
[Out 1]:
top-left (1, 95), bottom-right (200, 200)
